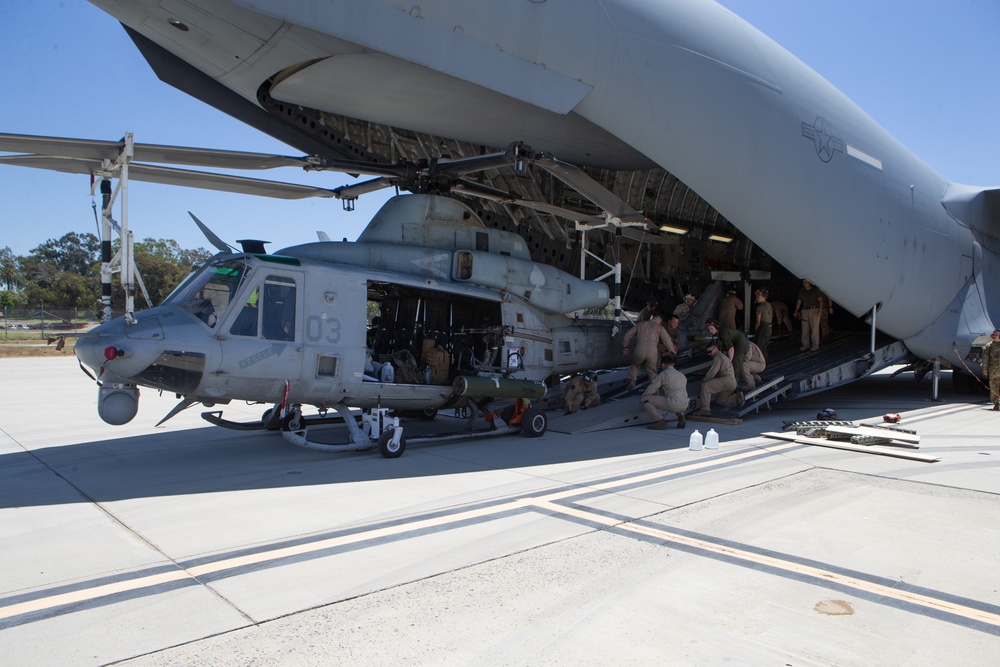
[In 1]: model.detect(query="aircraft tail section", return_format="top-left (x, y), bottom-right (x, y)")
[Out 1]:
top-left (942, 184), bottom-right (1000, 238)
top-left (907, 183), bottom-right (999, 367)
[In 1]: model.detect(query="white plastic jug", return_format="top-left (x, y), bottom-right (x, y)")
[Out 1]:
top-left (688, 429), bottom-right (703, 451)
top-left (380, 363), bottom-right (395, 383)
top-left (705, 428), bottom-right (719, 449)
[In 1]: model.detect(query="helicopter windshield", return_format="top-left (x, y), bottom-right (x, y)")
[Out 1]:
top-left (162, 259), bottom-right (249, 327)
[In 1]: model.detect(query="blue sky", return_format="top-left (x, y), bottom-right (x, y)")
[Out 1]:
top-left (1, 0), bottom-right (997, 257)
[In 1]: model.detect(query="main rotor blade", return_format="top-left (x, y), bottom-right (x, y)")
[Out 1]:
top-left (531, 154), bottom-right (647, 224)
top-left (452, 178), bottom-right (666, 244)
top-left (428, 149), bottom-right (518, 178)
top-left (453, 180), bottom-right (600, 224)
top-left (332, 176), bottom-right (396, 200)
top-left (0, 155), bottom-right (339, 200)
top-left (0, 132), bottom-right (309, 170)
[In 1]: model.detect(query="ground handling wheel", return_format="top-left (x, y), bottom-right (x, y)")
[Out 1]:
top-left (520, 407), bottom-right (547, 437)
top-left (378, 428), bottom-right (406, 458)
top-left (281, 408), bottom-right (304, 432)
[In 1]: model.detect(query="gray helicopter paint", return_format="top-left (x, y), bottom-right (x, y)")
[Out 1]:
top-left (280, 196), bottom-right (609, 316)
top-left (75, 195), bottom-right (627, 423)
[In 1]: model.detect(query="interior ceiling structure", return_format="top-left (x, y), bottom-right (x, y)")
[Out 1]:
top-left (129, 25), bottom-right (772, 305)
top-left (258, 83), bottom-right (748, 262)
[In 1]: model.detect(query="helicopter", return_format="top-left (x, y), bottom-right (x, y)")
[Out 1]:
top-left (1, 134), bottom-right (663, 456)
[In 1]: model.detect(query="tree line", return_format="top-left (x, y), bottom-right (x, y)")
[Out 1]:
top-left (0, 232), bottom-right (212, 315)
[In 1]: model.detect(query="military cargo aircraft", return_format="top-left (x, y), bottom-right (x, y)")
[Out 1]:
top-left (4, 0), bottom-right (998, 450)
top-left (61, 0), bottom-right (995, 392)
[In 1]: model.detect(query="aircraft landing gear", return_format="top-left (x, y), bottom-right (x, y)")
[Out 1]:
top-left (378, 428), bottom-right (406, 458)
top-left (280, 405), bottom-right (305, 431)
top-left (520, 407), bottom-right (548, 437)
top-left (278, 400), bottom-right (546, 455)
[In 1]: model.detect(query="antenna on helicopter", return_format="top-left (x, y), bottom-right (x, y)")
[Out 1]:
top-left (189, 211), bottom-right (234, 253)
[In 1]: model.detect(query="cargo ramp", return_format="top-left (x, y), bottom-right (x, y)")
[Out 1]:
top-left (546, 331), bottom-right (910, 434)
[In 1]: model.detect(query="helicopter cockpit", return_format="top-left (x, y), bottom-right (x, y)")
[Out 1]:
top-left (162, 257), bottom-right (250, 328)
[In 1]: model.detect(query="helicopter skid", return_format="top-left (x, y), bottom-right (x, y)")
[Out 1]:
top-left (200, 410), bottom-right (346, 431)
top-left (281, 429), bottom-right (376, 454)
top-left (281, 420), bottom-right (522, 456)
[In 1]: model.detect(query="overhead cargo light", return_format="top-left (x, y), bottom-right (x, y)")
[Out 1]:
top-left (658, 224), bottom-right (688, 235)
top-left (708, 234), bottom-right (734, 243)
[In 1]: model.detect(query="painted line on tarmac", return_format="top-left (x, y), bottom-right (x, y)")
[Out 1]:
top-left (619, 520), bottom-right (1000, 635)
top-left (6, 439), bottom-right (999, 636)
top-left (0, 444), bottom-right (793, 625)
top-left (537, 500), bottom-right (1000, 634)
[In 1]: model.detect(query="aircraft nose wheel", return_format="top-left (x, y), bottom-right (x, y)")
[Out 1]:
top-left (378, 428), bottom-right (407, 458)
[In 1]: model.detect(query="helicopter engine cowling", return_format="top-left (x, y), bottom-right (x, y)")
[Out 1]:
top-left (453, 251), bottom-right (608, 314)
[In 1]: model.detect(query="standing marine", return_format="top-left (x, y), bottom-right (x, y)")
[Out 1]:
top-left (623, 314), bottom-right (675, 391)
top-left (753, 289), bottom-right (773, 359)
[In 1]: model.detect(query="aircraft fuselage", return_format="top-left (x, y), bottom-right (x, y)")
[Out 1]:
top-left (87, 0), bottom-right (997, 365)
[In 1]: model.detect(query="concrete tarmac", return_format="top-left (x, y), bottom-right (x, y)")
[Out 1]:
top-left (1, 357), bottom-right (998, 665)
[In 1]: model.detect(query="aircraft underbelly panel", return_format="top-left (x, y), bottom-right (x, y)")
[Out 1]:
top-left (237, 0), bottom-right (593, 115)
top-left (268, 53), bottom-right (649, 170)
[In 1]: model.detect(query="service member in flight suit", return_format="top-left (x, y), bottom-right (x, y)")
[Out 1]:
top-left (794, 278), bottom-right (822, 351)
top-left (706, 319), bottom-right (749, 385)
top-left (718, 290), bottom-right (744, 329)
top-left (640, 354), bottom-right (689, 430)
top-left (753, 289), bottom-right (773, 360)
top-left (740, 341), bottom-right (767, 391)
top-left (694, 342), bottom-right (743, 416)
top-left (623, 314), bottom-right (675, 391)
top-left (673, 294), bottom-right (697, 322)
top-left (563, 370), bottom-right (601, 415)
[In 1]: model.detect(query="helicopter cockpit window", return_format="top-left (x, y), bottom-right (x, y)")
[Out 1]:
top-left (163, 260), bottom-right (248, 328)
top-left (262, 276), bottom-right (296, 341)
top-left (229, 287), bottom-right (260, 337)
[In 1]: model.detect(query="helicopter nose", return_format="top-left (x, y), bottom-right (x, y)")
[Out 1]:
top-left (75, 319), bottom-right (126, 374)
top-left (75, 315), bottom-right (166, 381)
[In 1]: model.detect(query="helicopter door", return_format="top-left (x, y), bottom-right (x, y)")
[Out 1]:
top-left (217, 273), bottom-right (303, 399)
